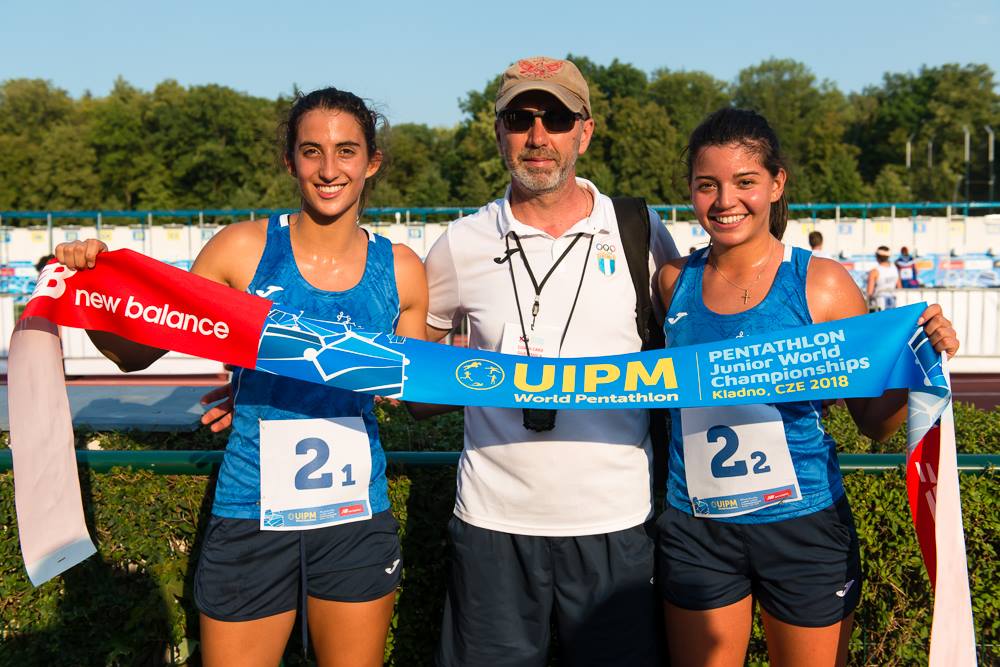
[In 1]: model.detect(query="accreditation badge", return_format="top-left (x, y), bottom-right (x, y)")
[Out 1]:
top-left (259, 417), bottom-right (372, 530)
top-left (680, 405), bottom-right (801, 518)
top-left (500, 322), bottom-right (562, 357)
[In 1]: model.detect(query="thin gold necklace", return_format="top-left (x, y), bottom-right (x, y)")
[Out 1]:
top-left (709, 240), bottom-right (777, 305)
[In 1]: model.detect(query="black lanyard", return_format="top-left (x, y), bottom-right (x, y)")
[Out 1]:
top-left (504, 230), bottom-right (594, 356)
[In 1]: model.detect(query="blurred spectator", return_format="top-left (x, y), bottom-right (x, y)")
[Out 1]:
top-left (808, 231), bottom-right (830, 258)
top-left (35, 254), bottom-right (55, 274)
top-left (895, 246), bottom-right (920, 288)
top-left (867, 246), bottom-right (901, 311)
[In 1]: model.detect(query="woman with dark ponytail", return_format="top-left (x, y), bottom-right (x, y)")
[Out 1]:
top-left (654, 108), bottom-right (958, 666)
top-left (55, 87), bottom-right (428, 666)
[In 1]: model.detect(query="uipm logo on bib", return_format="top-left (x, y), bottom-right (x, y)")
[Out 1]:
top-left (456, 359), bottom-right (505, 390)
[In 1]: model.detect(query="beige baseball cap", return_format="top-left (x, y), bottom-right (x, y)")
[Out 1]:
top-left (495, 56), bottom-right (591, 118)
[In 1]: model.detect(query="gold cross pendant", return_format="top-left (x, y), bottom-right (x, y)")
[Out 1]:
top-left (742, 290), bottom-right (750, 305)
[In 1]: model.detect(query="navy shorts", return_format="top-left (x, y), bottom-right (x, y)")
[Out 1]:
top-left (655, 497), bottom-right (862, 627)
top-left (195, 510), bottom-right (401, 622)
top-left (437, 517), bottom-right (661, 667)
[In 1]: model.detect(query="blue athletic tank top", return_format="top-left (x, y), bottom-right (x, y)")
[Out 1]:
top-left (212, 213), bottom-right (400, 519)
top-left (663, 245), bottom-right (844, 523)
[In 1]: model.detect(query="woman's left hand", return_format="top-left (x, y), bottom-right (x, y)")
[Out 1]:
top-left (917, 304), bottom-right (960, 359)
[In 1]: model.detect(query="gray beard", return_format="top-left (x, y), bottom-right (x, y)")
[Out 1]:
top-left (508, 159), bottom-right (573, 194)
top-left (503, 142), bottom-right (580, 195)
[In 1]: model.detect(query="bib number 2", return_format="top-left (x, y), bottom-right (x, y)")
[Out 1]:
top-left (294, 438), bottom-right (356, 490)
top-left (708, 426), bottom-right (771, 478)
top-left (681, 405), bottom-right (801, 518)
top-left (260, 417), bottom-right (373, 530)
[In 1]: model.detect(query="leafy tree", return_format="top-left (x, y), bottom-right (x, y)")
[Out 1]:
top-left (448, 76), bottom-right (508, 205)
top-left (599, 97), bottom-right (683, 202)
top-left (733, 59), bottom-right (867, 202)
top-left (375, 124), bottom-right (452, 207)
top-left (0, 79), bottom-right (73, 139)
top-left (870, 165), bottom-right (913, 202)
top-left (24, 120), bottom-right (101, 210)
top-left (1, 57), bottom-right (999, 215)
top-left (88, 77), bottom-right (165, 209)
top-left (575, 86), bottom-right (614, 194)
top-left (457, 73), bottom-right (501, 121)
top-left (569, 55), bottom-right (648, 103)
top-left (848, 64), bottom-right (1000, 202)
top-left (0, 79), bottom-right (75, 210)
top-left (648, 68), bottom-right (731, 137)
top-left (148, 83), bottom-right (279, 208)
top-left (450, 109), bottom-right (507, 205)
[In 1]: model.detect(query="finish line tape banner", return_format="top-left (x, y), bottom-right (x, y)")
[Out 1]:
top-left (10, 250), bottom-right (960, 409)
top-left (8, 249), bottom-right (975, 664)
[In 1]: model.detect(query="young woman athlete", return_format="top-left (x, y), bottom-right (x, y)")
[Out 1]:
top-left (655, 108), bottom-right (958, 667)
top-left (54, 88), bottom-right (428, 667)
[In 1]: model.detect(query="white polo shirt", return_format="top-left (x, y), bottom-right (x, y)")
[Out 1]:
top-left (425, 178), bottom-right (679, 536)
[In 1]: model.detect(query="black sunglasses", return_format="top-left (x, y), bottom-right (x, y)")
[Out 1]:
top-left (498, 108), bottom-right (582, 134)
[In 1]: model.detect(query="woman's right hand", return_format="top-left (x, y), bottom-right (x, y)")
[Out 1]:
top-left (54, 239), bottom-right (108, 270)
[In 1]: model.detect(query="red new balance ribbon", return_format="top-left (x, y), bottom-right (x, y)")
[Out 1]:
top-left (22, 249), bottom-right (271, 369)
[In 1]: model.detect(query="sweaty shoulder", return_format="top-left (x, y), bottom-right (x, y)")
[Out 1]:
top-left (391, 242), bottom-right (424, 277)
top-left (191, 219), bottom-right (268, 290)
top-left (657, 256), bottom-right (691, 311)
top-left (805, 256), bottom-right (866, 323)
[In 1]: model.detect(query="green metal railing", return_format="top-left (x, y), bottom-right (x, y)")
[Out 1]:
top-left (0, 449), bottom-right (996, 475)
top-left (1, 201), bottom-right (999, 225)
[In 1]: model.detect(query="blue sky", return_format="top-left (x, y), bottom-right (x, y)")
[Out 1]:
top-left (2, 0), bottom-right (997, 127)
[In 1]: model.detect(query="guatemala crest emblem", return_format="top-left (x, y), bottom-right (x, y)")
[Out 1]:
top-left (596, 242), bottom-right (617, 276)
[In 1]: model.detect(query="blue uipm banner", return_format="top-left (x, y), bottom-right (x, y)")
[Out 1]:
top-left (254, 303), bottom-right (945, 409)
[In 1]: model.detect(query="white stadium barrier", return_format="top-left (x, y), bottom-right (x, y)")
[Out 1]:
top-left (668, 213), bottom-right (1000, 258)
top-left (0, 295), bottom-right (224, 376)
top-left (892, 288), bottom-right (1000, 373)
top-left (2, 213), bottom-right (998, 374)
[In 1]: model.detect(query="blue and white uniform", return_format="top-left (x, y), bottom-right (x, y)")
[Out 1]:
top-left (195, 213), bottom-right (403, 624)
top-left (663, 245), bottom-right (844, 523)
top-left (212, 213), bottom-right (398, 520)
top-left (655, 244), bottom-right (862, 626)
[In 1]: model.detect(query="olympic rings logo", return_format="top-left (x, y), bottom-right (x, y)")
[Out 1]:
top-left (595, 243), bottom-right (616, 253)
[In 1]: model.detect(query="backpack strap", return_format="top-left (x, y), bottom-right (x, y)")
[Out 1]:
top-left (612, 196), bottom-right (670, 501)
top-left (611, 197), bottom-right (664, 351)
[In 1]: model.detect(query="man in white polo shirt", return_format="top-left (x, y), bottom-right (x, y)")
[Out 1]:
top-left (423, 56), bottom-right (679, 666)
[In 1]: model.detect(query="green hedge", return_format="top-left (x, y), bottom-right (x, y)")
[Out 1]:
top-left (0, 404), bottom-right (997, 666)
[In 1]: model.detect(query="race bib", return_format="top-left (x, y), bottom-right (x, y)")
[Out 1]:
top-left (501, 322), bottom-right (562, 357)
top-left (899, 267), bottom-right (914, 280)
top-left (259, 417), bottom-right (372, 530)
top-left (877, 294), bottom-right (898, 311)
top-left (681, 405), bottom-right (801, 518)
